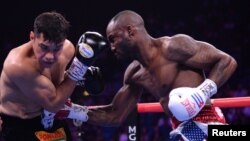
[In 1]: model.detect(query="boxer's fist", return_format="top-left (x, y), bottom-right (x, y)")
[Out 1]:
top-left (76, 31), bottom-right (107, 66)
top-left (67, 31), bottom-right (107, 81)
top-left (168, 79), bottom-right (217, 121)
top-left (41, 99), bottom-right (88, 129)
top-left (54, 100), bottom-right (88, 121)
top-left (168, 87), bottom-right (207, 121)
top-left (84, 66), bottom-right (105, 95)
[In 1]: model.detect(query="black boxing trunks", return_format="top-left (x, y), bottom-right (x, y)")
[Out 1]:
top-left (169, 106), bottom-right (226, 141)
top-left (0, 113), bottom-right (72, 141)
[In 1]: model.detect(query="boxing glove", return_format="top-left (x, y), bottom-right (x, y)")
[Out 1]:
top-left (84, 66), bottom-right (105, 95)
top-left (168, 79), bottom-right (217, 121)
top-left (76, 66), bottom-right (105, 95)
top-left (76, 31), bottom-right (107, 65)
top-left (67, 31), bottom-right (107, 81)
top-left (41, 99), bottom-right (88, 129)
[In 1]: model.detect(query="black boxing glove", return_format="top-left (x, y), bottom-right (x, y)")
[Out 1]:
top-left (67, 31), bottom-right (107, 81)
top-left (84, 66), bottom-right (105, 95)
top-left (76, 31), bottom-right (107, 65)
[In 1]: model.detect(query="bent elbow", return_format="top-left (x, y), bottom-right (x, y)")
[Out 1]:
top-left (225, 55), bottom-right (238, 75)
top-left (222, 54), bottom-right (238, 73)
top-left (230, 57), bottom-right (238, 72)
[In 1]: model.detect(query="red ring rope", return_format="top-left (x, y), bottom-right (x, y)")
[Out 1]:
top-left (137, 97), bottom-right (250, 113)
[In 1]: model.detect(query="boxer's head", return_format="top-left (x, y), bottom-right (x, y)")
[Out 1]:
top-left (33, 11), bottom-right (70, 43)
top-left (106, 10), bottom-right (146, 61)
top-left (30, 11), bottom-right (70, 67)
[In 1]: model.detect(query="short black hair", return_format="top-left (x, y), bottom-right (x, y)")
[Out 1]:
top-left (33, 11), bottom-right (70, 43)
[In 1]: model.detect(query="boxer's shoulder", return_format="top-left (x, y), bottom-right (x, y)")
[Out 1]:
top-left (124, 60), bottom-right (143, 84)
top-left (3, 52), bottom-right (38, 81)
top-left (60, 39), bottom-right (75, 62)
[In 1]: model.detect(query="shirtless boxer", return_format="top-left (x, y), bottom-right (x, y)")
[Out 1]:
top-left (83, 10), bottom-right (237, 141)
top-left (0, 11), bottom-right (106, 141)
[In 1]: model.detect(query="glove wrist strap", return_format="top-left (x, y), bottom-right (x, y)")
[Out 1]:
top-left (67, 104), bottom-right (89, 121)
top-left (197, 79), bottom-right (217, 98)
top-left (66, 57), bottom-right (88, 81)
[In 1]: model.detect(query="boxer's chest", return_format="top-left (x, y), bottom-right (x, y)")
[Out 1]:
top-left (131, 61), bottom-right (177, 97)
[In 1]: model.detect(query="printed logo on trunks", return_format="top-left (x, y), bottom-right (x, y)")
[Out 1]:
top-left (35, 127), bottom-right (66, 141)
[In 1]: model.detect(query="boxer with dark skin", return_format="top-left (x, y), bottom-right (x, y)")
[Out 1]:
top-left (86, 10), bottom-right (237, 140)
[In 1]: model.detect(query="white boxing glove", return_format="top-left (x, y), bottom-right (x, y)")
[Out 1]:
top-left (168, 79), bottom-right (217, 121)
top-left (41, 99), bottom-right (88, 129)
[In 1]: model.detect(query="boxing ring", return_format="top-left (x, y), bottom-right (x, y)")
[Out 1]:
top-left (125, 96), bottom-right (250, 141)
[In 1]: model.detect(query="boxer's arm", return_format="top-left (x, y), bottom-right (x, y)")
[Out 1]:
top-left (87, 84), bottom-right (142, 126)
top-left (167, 34), bottom-right (237, 87)
top-left (87, 61), bottom-right (143, 126)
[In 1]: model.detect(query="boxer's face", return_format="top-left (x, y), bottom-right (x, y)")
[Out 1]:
top-left (107, 23), bottom-right (135, 61)
top-left (30, 32), bottom-right (64, 68)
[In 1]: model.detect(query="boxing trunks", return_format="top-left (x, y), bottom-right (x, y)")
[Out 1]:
top-left (0, 113), bottom-right (72, 141)
top-left (169, 106), bottom-right (226, 141)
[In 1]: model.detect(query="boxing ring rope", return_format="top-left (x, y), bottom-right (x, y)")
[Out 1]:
top-left (137, 96), bottom-right (250, 113)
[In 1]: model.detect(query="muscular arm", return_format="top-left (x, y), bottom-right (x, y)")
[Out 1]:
top-left (167, 34), bottom-right (237, 87)
top-left (5, 40), bottom-right (76, 112)
top-left (87, 61), bottom-right (143, 126)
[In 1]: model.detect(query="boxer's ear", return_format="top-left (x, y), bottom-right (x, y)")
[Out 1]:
top-left (126, 25), bottom-right (135, 37)
top-left (30, 31), bottom-right (35, 40)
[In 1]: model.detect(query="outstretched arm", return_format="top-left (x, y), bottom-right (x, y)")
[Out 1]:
top-left (87, 84), bottom-right (142, 126)
top-left (42, 83), bottom-right (142, 128)
top-left (87, 61), bottom-right (143, 126)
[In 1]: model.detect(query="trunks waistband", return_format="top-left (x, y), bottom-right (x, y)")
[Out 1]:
top-left (0, 113), bottom-right (41, 128)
